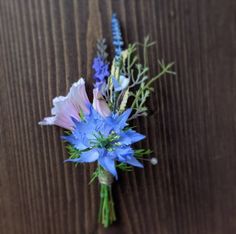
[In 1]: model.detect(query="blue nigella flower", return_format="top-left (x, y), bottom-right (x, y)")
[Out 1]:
top-left (63, 107), bottom-right (145, 179)
top-left (92, 56), bottom-right (110, 90)
top-left (112, 13), bottom-right (124, 59)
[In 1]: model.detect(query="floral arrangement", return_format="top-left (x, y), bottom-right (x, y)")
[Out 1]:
top-left (39, 13), bottom-right (174, 227)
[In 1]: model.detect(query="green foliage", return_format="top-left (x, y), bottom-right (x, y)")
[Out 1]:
top-left (109, 36), bottom-right (175, 120)
top-left (128, 37), bottom-right (175, 120)
top-left (134, 148), bottom-right (152, 158)
top-left (116, 162), bottom-right (133, 171)
top-left (90, 131), bottom-right (121, 150)
top-left (66, 144), bottom-right (81, 159)
top-left (89, 167), bottom-right (100, 184)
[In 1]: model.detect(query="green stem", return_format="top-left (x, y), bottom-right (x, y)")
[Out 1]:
top-left (98, 183), bottom-right (116, 228)
top-left (144, 67), bottom-right (168, 88)
top-left (98, 167), bottom-right (116, 228)
top-left (131, 68), bottom-right (168, 109)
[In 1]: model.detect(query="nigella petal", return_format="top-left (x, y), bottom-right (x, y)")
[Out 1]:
top-left (79, 150), bottom-right (99, 162)
top-left (118, 133), bottom-right (132, 145)
top-left (61, 135), bottom-right (88, 150)
top-left (71, 116), bottom-right (80, 126)
top-left (113, 146), bottom-right (143, 168)
top-left (124, 130), bottom-right (146, 143)
top-left (73, 119), bottom-right (96, 136)
top-left (99, 156), bottom-right (118, 179)
top-left (120, 108), bottom-right (132, 120)
top-left (115, 108), bottom-right (132, 130)
top-left (125, 156), bottom-right (144, 168)
top-left (69, 149), bottom-right (99, 163)
top-left (114, 146), bottom-right (134, 156)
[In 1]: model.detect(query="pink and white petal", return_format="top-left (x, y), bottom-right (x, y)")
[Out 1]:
top-left (39, 111), bottom-right (76, 130)
top-left (39, 114), bottom-right (73, 130)
top-left (39, 98), bottom-right (80, 130)
top-left (38, 116), bottom-right (56, 126)
top-left (51, 96), bottom-right (68, 115)
top-left (39, 78), bottom-right (91, 129)
top-left (54, 101), bottom-right (81, 130)
top-left (93, 88), bottom-right (111, 117)
top-left (68, 78), bottom-right (90, 115)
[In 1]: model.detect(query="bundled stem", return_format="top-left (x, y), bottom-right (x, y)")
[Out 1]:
top-left (98, 167), bottom-right (116, 227)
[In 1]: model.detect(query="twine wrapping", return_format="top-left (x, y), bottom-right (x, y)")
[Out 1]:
top-left (98, 169), bottom-right (114, 186)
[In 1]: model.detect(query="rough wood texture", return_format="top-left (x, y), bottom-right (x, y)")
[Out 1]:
top-left (0, 0), bottom-right (235, 233)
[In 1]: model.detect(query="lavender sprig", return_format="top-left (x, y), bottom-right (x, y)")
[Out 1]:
top-left (112, 13), bottom-right (124, 60)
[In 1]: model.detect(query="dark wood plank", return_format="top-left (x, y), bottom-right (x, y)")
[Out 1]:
top-left (0, 0), bottom-right (235, 233)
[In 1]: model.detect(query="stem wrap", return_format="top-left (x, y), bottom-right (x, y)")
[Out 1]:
top-left (98, 169), bottom-right (114, 186)
top-left (98, 168), bottom-right (116, 227)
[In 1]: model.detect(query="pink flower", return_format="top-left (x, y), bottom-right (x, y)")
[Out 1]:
top-left (39, 78), bottom-right (90, 130)
top-left (93, 88), bottom-right (111, 117)
top-left (39, 78), bottom-right (111, 130)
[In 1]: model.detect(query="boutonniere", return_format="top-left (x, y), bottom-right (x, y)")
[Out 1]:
top-left (39, 13), bottom-right (174, 227)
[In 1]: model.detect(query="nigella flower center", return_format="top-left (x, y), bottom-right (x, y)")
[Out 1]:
top-left (91, 131), bottom-right (120, 150)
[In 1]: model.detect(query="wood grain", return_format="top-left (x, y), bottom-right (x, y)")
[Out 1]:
top-left (0, 0), bottom-right (235, 233)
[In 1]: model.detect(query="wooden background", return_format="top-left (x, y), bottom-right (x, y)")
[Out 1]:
top-left (0, 0), bottom-right (235, 233)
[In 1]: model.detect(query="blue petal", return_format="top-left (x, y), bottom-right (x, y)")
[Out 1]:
top-left (114, 146), bottom-right (143, 168)
top-left (80, 149), bottom-right (100, 162)
top-left (100, 125), bottom-right (113, 137)
top-left (114, 146), bottom-right (133, 156)
top-left (99, 156), bottom-right (118, 179)
top-left (61, 135), bottom-right (88, 150)
top-left (112, 76), bottom-right (122, 91)
top-left (113, 146), bottom-right (133, 162)
top-left (125, 155), bottom-right (143, 168)
top-left (69, 149), bottom-right (99, 163)
top-left (115, 109), bottom-right (132, 130)
top-left (73, 121), bottom-right (95, 136)
top-left (124, 130), bottom-right (145, 143)
top-left (71, 116), bottom-right (80, 125)
top-left (118, 132), bottom-right (132, 145)
top-left (119, 130), bottom-right (145, 145)
top-left (88, 106), bottom-right (102, 121)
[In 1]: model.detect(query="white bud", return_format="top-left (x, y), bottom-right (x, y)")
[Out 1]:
top-left (150, 157), bottom-right (158, 165)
